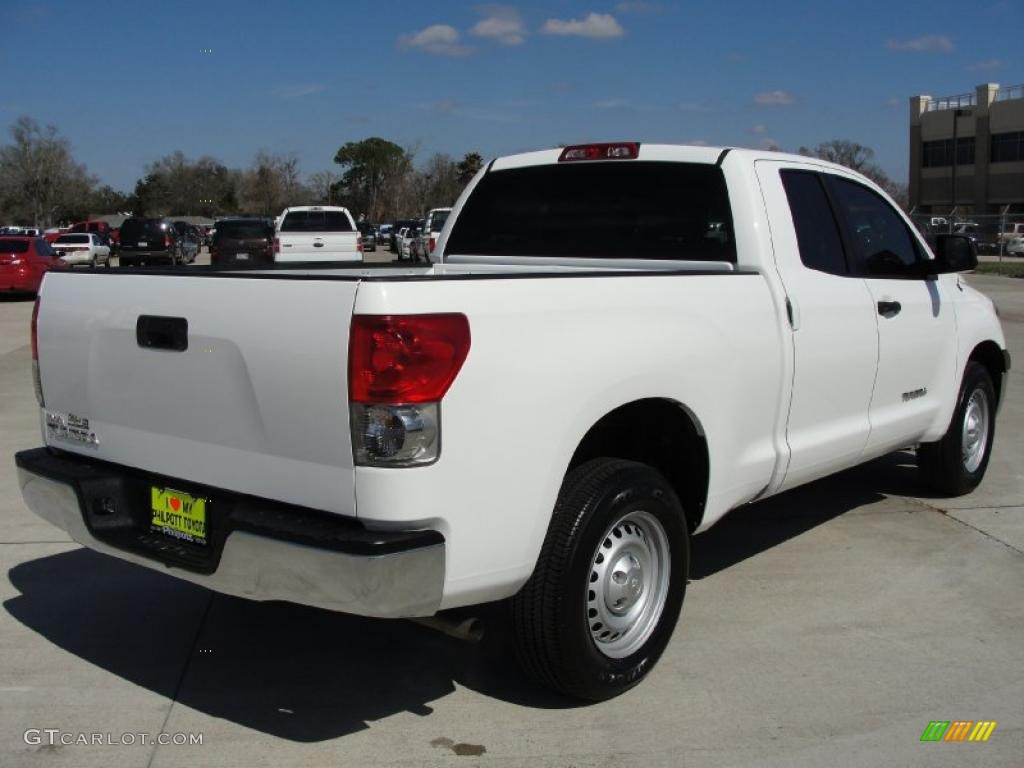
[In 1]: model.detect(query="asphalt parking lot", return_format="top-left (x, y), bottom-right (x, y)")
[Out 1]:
top-left (0, 268), bottom-right (1021, 767)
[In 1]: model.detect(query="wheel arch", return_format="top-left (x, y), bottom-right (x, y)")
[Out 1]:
top-left (567, 398), bottom-right (710, 532)
top-left (968, 340), bottom-right (1008, 408)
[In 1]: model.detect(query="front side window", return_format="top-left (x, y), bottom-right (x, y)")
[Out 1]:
top-left (825, 176), bottom-right (921, 277)
top-left (780, 170), bottom-right (848, 276)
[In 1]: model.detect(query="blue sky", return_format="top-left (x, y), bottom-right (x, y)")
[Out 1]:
top-left (1, 0), bottom-right (1018, 190)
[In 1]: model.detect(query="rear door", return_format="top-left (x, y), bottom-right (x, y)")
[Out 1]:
top-left (36, 272), bottom-right (360, 515)
top-left (276, 209), bottom-right (359, 261)
top-left (756, 162), bottom-right (879, 490)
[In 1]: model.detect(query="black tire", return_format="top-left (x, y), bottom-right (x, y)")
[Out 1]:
top-left (918, 361), bottom-right (997, 496)
top-left (511, 458), bottom-right (689, 701)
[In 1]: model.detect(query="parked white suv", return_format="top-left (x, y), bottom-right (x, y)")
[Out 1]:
top-left (274, 206), bottom-right (362, 262)
top-left (423, 207), bottom-right (451, 261)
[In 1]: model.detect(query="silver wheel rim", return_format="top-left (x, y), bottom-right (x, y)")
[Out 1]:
top-left (586, 509), bottom-right (671, 659)
top-left (961, 388), bottom-right (990, 474)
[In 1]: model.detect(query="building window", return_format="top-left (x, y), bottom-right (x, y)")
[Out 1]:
top-left (991, 131), bottom-right (1024, 163)
top-left (922, 137), bottom-right (975, 167)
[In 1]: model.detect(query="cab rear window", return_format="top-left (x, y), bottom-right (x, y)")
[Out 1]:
top-left (280, 211), bottom-right (354, 233)
top-left (445, 161), bottom-right (736, 262)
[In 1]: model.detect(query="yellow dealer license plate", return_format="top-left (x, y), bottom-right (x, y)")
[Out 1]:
top-left (151, 487), bottom-right (208, 546)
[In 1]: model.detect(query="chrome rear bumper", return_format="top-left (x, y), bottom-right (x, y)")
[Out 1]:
top-left (15, 450), bottom-right (444, 618)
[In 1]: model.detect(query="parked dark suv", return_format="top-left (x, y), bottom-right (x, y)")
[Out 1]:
top-left (210, 218), bottom-right (275, 266)
top-left (118, 218), bottom-right (186, 266)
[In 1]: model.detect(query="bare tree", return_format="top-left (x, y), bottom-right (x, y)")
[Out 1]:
top-left (799, 138), bottom-right (909, 210)
top-left (242, 151), bottom-right (302, 216)
top-left (0, 116), bottom-right (95, 226)
top-left (307, 170), bottom-right (339, 204)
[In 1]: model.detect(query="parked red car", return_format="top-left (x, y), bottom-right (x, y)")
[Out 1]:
top-left (0, 236), bottom-right (65, 294)
top-left (70, 220), bottom-right (118, 251)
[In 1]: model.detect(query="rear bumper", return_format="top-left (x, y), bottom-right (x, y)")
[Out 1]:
top-left (14, 448), bottom-right (445, 618)
top-left (1, 267), bottom-right (37, 292)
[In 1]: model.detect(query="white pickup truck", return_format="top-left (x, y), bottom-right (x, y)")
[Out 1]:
top-left (16, 143), bottom-right (1009, 701)
top-left (273, 205), bottom-right (362, 262)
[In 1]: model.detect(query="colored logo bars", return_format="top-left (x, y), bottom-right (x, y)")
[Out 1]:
top-left (920, 721), bottom-right (997, 742)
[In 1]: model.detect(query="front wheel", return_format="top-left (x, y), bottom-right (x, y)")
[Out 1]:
top-left (511, 458), bottom-right (689, 701)
top-left (918, 361), bottom-right (997, 496)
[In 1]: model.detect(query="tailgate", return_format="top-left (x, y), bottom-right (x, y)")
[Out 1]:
top-left (35, 272), bottom-right (360, 516)
top-left (276, 232), bottom-right (360, 262)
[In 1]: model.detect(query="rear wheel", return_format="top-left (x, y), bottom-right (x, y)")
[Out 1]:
top-left (511, 458), bottom-right (689, 701)
top-left (918, 362), bottom-right (996, 496)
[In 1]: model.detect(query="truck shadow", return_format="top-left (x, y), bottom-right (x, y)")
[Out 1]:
top-left (5, 449), bottom-right (933, 741)
top-left (692, 450), bottom-right (926, 578)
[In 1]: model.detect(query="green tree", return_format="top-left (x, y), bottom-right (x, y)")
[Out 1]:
top-left (333, 137), bottom-right (411, 221)
top-left (456, 151), bottom-right (484, 185)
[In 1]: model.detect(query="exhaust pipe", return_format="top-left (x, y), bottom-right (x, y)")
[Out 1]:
top-left (411, 614), bottom-right (484, 643)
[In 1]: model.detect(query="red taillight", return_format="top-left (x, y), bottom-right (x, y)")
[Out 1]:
top-left (31, 298), bottom-right (40, 362)
top-left (164, 234), bottom-right (172, 247)
top-left (357, 234), bottom-right (363, 253)
top-left (273, 237), bottom-right (280, 254)
top-left (349, 314), bottom-right (471, 404)
top-left (558, 142), bottom-right (640, 162)
top-left (429, 237), bottom-right (436, 254)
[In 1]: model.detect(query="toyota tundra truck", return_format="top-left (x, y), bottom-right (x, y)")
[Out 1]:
top-left (15, 143), bottom-right (1009, 701)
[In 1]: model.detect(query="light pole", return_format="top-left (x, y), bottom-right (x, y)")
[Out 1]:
top-left (951, 108), bottom-right (964, 220)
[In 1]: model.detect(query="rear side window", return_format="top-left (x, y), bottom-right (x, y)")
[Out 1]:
top-left (781, 171), bottom-right (848, 276)
top-left (825, 176), bottom-right (921, 277)
top-left (445, 161), bottom-right (736, 261)
top-left (280, 210), bottom-right (353, 232)
top-left (0, 239), bottom-right (29, 253)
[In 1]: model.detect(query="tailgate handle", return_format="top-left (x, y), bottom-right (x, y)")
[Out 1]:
top-left (137, 315), bottom-right (188, 352)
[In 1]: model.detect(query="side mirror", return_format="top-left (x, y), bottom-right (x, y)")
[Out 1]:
top-left (926, 234), bottom-right (977, 274)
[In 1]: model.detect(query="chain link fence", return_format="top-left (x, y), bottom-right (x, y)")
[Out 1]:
top-left (908, 212), bottom-right (1024, 257)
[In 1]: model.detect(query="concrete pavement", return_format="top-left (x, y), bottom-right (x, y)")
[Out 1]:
top-left (0, 272), bottom-right (1021, 767)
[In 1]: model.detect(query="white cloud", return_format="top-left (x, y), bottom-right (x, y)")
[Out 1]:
top-left (542, 13), bottom-right (624, 39)
top-left (399, 24), bottom-right (474, 56)
top-left (754, 90), bottom-right (796, 106)
top-left (968, 58), bottom-right (1003, 71)
top-left (273, 83), bottom-right (325, 99)
top-left (886, 35), bottom-right (953, 53)
top-left (615, 1), bottom-right (662, 12)
top-left (688, 139), bottom-right (709, 146)
top-left (471, 6), bottom-right (526, 45)
top-left (750, 124), bottom-right (767, 134)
